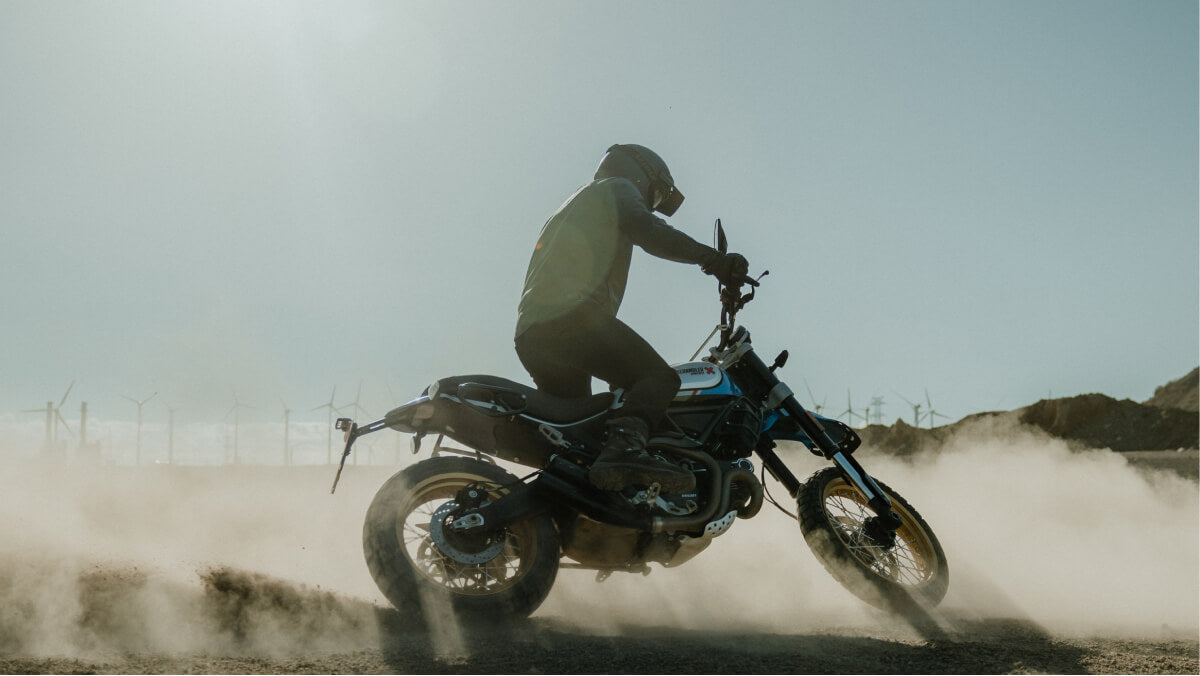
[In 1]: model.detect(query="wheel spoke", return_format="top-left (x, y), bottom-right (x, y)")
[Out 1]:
top-left (824, 488), bottom-right (934, 587)
top-left (396, 478), bottom-right (534, 596)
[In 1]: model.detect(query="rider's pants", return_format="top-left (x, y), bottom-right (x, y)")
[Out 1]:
top-left (514, 301), bottom-right (680, 431)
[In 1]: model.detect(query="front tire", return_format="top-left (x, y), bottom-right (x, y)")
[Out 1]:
top-left (363, 457), bottom-right (559, 625)
top-left (798, 467), bottom-right (949, 612)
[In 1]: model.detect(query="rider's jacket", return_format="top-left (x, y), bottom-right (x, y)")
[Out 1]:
top-left (515, 177), bottom-right (717, 339)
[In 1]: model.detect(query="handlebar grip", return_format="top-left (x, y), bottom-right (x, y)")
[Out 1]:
top-left (723, 274), bottom-right (760, 289)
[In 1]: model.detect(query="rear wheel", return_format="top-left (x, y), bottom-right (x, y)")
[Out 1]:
top-left (363, 457), bottom-right (559, 625)
top-left (798, 467), bottom-right (949, 612)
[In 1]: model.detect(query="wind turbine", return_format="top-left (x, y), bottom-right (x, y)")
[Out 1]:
top-left (161, 400), bottom-right (180, 465)
top-left (892, 390), bottom-right (925, 427)
top-left (121, 391), bottom-right (157, 465)
top-left (337, 379), bottom-right (370, 419)
top-left (925, 389), bottom-right (950, 429)
top-left (837, 389), bottom-right (853, 419)
top-left (838, 389), bottom-right (866, 426)
top-left (24, 400), bottom-right (54, 451)
top-left (24, 381), bottom-right (75, 454)
top-left (53, 382), bottom-right (75, 445)
top-left (226, 390), bottom-right (252, 464)
top-left (79, 401), bottom-right (89, 452)
top-left (802, 379), bottom-right (826, 415)
top-left (280, 398), bottom-right (292, 466)
top-left (311, 386), bottom-right (337, 464)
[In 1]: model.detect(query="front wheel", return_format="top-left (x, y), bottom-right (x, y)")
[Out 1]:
top-left (798, 467), bottom-right (949, 612)
top-left (363, 457), bottom-right (560, 625)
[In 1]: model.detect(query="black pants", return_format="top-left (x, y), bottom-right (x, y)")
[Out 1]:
top-left (514, 302), bottom-right (681, 430)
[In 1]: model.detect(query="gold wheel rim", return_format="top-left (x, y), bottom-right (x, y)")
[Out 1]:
top-left (821, 478), bottom-right (939, 588)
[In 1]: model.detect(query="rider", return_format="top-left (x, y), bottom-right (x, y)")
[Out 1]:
top-left (514, 144), bottom-right (749, 493)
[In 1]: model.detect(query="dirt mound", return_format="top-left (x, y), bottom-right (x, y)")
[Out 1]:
top-left (0, 559), bottom-right (380, 657)
top-left (861, 370), bottom-right (1200, 455)
top-left (1018, 393), bottom-right (1198, 451)
top-left (858, 418), bottom-right (954, 456)
top-left (1145, 367), bottom-right (1199, 412)
top-left (199, 567), bottom-right (379, 652)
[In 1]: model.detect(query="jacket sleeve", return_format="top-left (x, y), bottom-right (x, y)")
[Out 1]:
top-left (612, 180), bottom-right (720, 268)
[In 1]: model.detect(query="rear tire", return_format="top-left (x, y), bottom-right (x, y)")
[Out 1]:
top-left (798, 467), bottom-right (949, 612)
top-left (363, 457), bottom-right (559, 625)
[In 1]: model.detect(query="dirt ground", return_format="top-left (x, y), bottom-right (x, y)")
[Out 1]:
top-left (0, 447), bottom-right (1195, 675)
top-left (2, 613), bottom-right (1196, 674)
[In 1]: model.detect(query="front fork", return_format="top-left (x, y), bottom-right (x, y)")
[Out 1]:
top-left (748, 370), bottom-right (903, 538)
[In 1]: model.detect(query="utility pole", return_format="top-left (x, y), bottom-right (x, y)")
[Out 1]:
top-left (869, 396), bottom-right (885, 425)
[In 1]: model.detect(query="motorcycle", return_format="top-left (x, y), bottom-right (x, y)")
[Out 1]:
top-left (332, 221), bottom-right (949, 624)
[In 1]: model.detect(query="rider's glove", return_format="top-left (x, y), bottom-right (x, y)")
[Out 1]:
top-left (703, 252), bottom-right (750, 287)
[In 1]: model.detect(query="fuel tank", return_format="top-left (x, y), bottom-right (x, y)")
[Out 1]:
top-left (671, 361), bottom-right (741, 401)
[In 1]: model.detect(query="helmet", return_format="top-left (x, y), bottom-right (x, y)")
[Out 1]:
top-left (594, 144), bottom-right (685, 216)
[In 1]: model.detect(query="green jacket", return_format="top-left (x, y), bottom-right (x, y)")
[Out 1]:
top-left (515, 177), bottom-right (717, 339)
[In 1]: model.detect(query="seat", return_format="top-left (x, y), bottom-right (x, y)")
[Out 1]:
top-left (431, 374), bottom-right (615, 424)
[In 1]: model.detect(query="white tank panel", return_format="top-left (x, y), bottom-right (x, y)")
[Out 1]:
top-left (672, 362), bottom-right (723, 391)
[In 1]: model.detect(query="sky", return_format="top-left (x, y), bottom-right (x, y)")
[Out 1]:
top-left (1, 1), bottom-right (1196, 450)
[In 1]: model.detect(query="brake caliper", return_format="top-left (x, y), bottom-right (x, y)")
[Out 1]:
top-left (427, 483), bottom-right (505, 565)
top-left (862, 510), bottom-right (903, 549)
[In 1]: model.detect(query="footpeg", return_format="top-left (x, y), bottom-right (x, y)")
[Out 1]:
top-left (594, 564), bottom-right (651, 583)
top-left (538, 424), bottom-right (570, 448)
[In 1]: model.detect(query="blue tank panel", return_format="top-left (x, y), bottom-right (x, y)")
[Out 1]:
top-left (763, 409), bottom-right (844, 450)
top-left (763, 409), bottom-right (857, 455)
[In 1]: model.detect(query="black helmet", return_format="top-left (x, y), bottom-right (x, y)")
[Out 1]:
top-left (594, 144), bottom-right (685, 216)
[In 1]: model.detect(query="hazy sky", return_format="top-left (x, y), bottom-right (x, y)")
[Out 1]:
top-left (2, 1), bottom-right (1196, 432)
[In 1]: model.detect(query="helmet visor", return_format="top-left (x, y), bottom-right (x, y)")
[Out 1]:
top-left (653, 181), bottom-right (684, 216)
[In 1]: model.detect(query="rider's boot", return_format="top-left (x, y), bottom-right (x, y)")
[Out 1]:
top-left (589, 416), bottom-right (695, 493)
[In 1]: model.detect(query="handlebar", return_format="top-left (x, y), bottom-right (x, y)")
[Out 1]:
top-left (707, 218), bottom-right (767, 353)
top-left (715, 270), bottom-right (768, 351)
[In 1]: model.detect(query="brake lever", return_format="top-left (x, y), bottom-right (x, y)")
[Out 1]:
top-left (722, 270), bottom-right (768, 305)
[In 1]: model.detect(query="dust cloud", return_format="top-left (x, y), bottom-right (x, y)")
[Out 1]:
top-left (0, 459), bottom-right (401, 657)
top-left (538, 418), bottom-right (1198, 639)
top-left (0, 416), bottom-right (1195, 659)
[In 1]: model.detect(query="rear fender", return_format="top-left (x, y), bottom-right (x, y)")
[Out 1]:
top-left (383, 395), bottom-right (436, 433)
